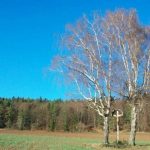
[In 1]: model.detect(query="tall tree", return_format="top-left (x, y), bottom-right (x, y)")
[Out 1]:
top-left (51, 12), bottom-right (124, 144)
top-left (101, 10), bottom-right (150, 145)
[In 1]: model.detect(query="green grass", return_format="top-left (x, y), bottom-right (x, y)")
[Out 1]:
top-left (0, 133), bottom-right (150, 150)
top-left (0, 133), bottom-right (99, 150)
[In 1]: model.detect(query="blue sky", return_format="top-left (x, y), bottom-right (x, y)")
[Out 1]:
top-left (0, 0), bottom-right (149, 99)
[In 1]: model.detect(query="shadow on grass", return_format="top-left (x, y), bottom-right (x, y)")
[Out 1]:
top-left (88, 141), bottom-right (150, 149)
top-left (138, 144), bottom-right (150, 147)
top-left (106, 140), bottom-right (130, 149)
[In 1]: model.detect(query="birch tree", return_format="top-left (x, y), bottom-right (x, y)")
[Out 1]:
top-left (52, 14), bottom-right (120, 145)
top-left (102, 9), bottom-right (150, 145)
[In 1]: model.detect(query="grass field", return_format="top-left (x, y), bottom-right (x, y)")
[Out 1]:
top-left (0, 129), bottom-right (150, 150)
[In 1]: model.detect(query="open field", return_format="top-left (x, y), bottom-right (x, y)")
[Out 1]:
top-left (0, 129), bottom-right (150, 150)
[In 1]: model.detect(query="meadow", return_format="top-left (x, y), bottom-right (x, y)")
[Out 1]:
top-left (0, 130), bottom-right (150, 150)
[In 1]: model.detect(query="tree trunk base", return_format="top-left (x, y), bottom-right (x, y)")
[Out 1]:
top-left (129, 106), bottom-right (137, 146)
top-left (103, 116), bottom-right (109, 145)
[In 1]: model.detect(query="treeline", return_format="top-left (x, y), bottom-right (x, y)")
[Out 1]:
top-left (0, 96), bottom-right (149, 132)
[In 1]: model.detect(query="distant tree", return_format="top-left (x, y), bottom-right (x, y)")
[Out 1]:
top-left (49, 102), bottom-right (57, 131)
top-left (35, 103), bottom-right (48, 130)
top-left (122, 103), bottom-right (131, 129)
top-left (63, 109), bottom-right (70, 131)
top-left (23, 107), bottom-right (31, 130)
top-left (0, 105), bottom-right (5, 128)
top-left (6, 103), bottom-right (16, 128)
top-left (17, 109), bottom-right (24, 130)
top-left (137, 94), bottom-right (150, 131)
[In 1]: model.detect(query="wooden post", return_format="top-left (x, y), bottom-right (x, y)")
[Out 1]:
top-left (116, 111), bottom-right (119, 143)
top-left (112, 109), bottom-right (123, 144)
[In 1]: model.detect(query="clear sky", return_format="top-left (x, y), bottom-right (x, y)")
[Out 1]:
top-left (0, 0), bottom-right (149, 99)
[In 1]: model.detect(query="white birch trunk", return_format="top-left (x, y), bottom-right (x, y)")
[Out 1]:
top-left (103, 116), bottom-right (109, 145)
top-left (129, 105), bottom-right (137, 146)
